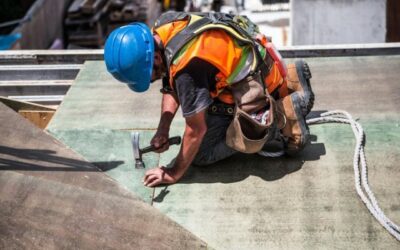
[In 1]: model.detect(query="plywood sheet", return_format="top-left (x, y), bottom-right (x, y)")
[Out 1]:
top-left (0, 103), bottom-right (206, 249)
top-left (46, 56), bottom-right (400, 248)
top-left (0, 172), bottom-right (207, 250)
top-left (48, 129), bottom-right (160, 203)
top-left (47, 61), bottom-right (184, 131)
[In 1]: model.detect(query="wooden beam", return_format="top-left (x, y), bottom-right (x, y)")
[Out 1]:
top-left (0, 96), bottom-right (55, 112)
top-left (18, 110), bottom-right (55, 129)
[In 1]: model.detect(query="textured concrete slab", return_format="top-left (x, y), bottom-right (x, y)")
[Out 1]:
top-left (152, 56), bottom-right (400, 249)
top-left (0, 171), bottom-right (207, 250)
top-left (47, 61), bottom-right (184, 131)
top-left (154, 124), bottom-right (400, 249)
top-left (0, 102), bottom-right (125, 197)
top-left (0, 103), bottom-right (207, 249)
top-left (303, 55), bottom-right (400, 119)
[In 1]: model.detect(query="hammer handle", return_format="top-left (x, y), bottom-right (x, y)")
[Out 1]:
top-left (141, 136), bottom-right (181, 154)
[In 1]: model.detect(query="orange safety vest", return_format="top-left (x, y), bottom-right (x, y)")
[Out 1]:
top-left (153, 13), bottom-right (288, 104)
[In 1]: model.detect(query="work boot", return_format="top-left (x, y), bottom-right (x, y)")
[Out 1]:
top-left (257, 134), bottom-right (285, 158)
top-left (286, 60), bottom-right (314, 116)
top-left (276, 92), bottom-right (310, 155)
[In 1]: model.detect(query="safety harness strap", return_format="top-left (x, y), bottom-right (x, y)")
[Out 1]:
top-left (156, 12), bottom-right (261, 70)
top-left (154, 11), bottom-right (190, 28)
top-left (164, 17), bottom-right (213, 66)
top-left (154, 11), bottom-right (277, 94)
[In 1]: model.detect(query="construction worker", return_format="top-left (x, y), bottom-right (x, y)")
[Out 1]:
top-left (104, 12), bottom-right (314, 187)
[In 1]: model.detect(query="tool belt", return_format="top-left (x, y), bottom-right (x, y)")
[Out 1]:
top-left (226, 71), bottom-right (278, 153)
top-left (208, 101), bottom-right (235, 116)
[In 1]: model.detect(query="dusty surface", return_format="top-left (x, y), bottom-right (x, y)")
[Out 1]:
top-left (0, 103), bottom-right (207, 250)
top-left (28, 56), bottom-right (400, 248)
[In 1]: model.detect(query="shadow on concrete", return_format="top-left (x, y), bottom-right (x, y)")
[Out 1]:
top-left (153, 186), bottom-right (171, 203)
top-left (0, 146), bottom-right (124, 172)
top-left (179, 135), bottom-right (325, 184)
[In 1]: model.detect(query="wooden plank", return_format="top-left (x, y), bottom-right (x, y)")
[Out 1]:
top-left (0, 80), bottom-right (73, 86)
top-left (18, 110), bottom-right (55, 129)
top-left (0, 96), bottom-right (55, 112)
top-left (8, 95), bottom-right (64, 105)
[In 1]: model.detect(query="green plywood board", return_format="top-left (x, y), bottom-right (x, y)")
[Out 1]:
top-left (46, 55), bottom-right (400, 248)
top-left (47, 61), bottom-right (185, 131)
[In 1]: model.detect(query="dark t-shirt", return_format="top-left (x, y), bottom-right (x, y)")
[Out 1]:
top-left (174, 58), bottom-right (219, 117)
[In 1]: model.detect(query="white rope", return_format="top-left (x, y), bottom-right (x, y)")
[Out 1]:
top-left (306, 110), bottom-right (400, 241)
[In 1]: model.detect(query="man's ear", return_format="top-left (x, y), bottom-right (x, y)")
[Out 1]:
top-left (153, 34), bottom-right (164, 51)
top-left (154, 51), bottom-right (162, 63)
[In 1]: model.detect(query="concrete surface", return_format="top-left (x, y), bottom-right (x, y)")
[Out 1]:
top-left (0, 102), bottom-right (207, 249)
top-left (49, 129), bottom-right (159, 203)
top-left (46, 61), bottom-right (184, 130)
top-left (291, 0), bottom-right (386, 45)
top-left (44, 58), bottom-right (400, 249)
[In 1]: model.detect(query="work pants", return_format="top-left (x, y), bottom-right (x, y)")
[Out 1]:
top-left (192, 113), bottom-right (237, 166)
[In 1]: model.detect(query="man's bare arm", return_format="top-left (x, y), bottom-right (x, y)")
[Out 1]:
top-left (143, 109), bottom-right (208, 187)
top-left (151, 92), bottom-right (179, 152)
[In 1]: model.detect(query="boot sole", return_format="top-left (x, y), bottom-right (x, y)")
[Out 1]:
top-left (295, 60), bottom-right (315, 116)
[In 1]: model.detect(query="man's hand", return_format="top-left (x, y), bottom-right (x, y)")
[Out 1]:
top-left (151, 130), bottom-right (170, 153)
top-left (143, 167), bottom-right (177, 187)
top-left (144, 110), bottom-right (207, 187)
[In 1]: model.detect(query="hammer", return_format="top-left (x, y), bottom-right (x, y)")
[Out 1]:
top-left (131, 132), bottom-right (181, 169)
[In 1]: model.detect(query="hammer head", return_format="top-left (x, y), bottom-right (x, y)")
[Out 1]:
top-left (131, 132), bottom-right (181, 169)
top-left (131, 132), bottom-right (145, 169)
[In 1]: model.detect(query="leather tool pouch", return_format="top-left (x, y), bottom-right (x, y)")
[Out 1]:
top-left (226, 72), bottom-right (277, 153)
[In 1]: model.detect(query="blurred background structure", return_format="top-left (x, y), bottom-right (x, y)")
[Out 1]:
top-left (291, 0), bottom-right (400, 45)
top-left (0, 0), bottom-right (399, 50)
top-left (0, 0), bottom-right (399, 112)
top-left (0, 0), bottom-right (399, 110)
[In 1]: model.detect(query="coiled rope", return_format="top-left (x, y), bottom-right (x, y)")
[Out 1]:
top-left (306, 110), bottom-right (400, 241)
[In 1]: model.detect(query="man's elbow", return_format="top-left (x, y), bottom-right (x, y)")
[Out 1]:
top-left (184, 110), bottom-right (208, 142)
top-left (185, 123), bottom-right (207, 141)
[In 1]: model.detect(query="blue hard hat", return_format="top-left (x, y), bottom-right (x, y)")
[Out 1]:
top-left (104, 23), bottom-right (154, 92)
